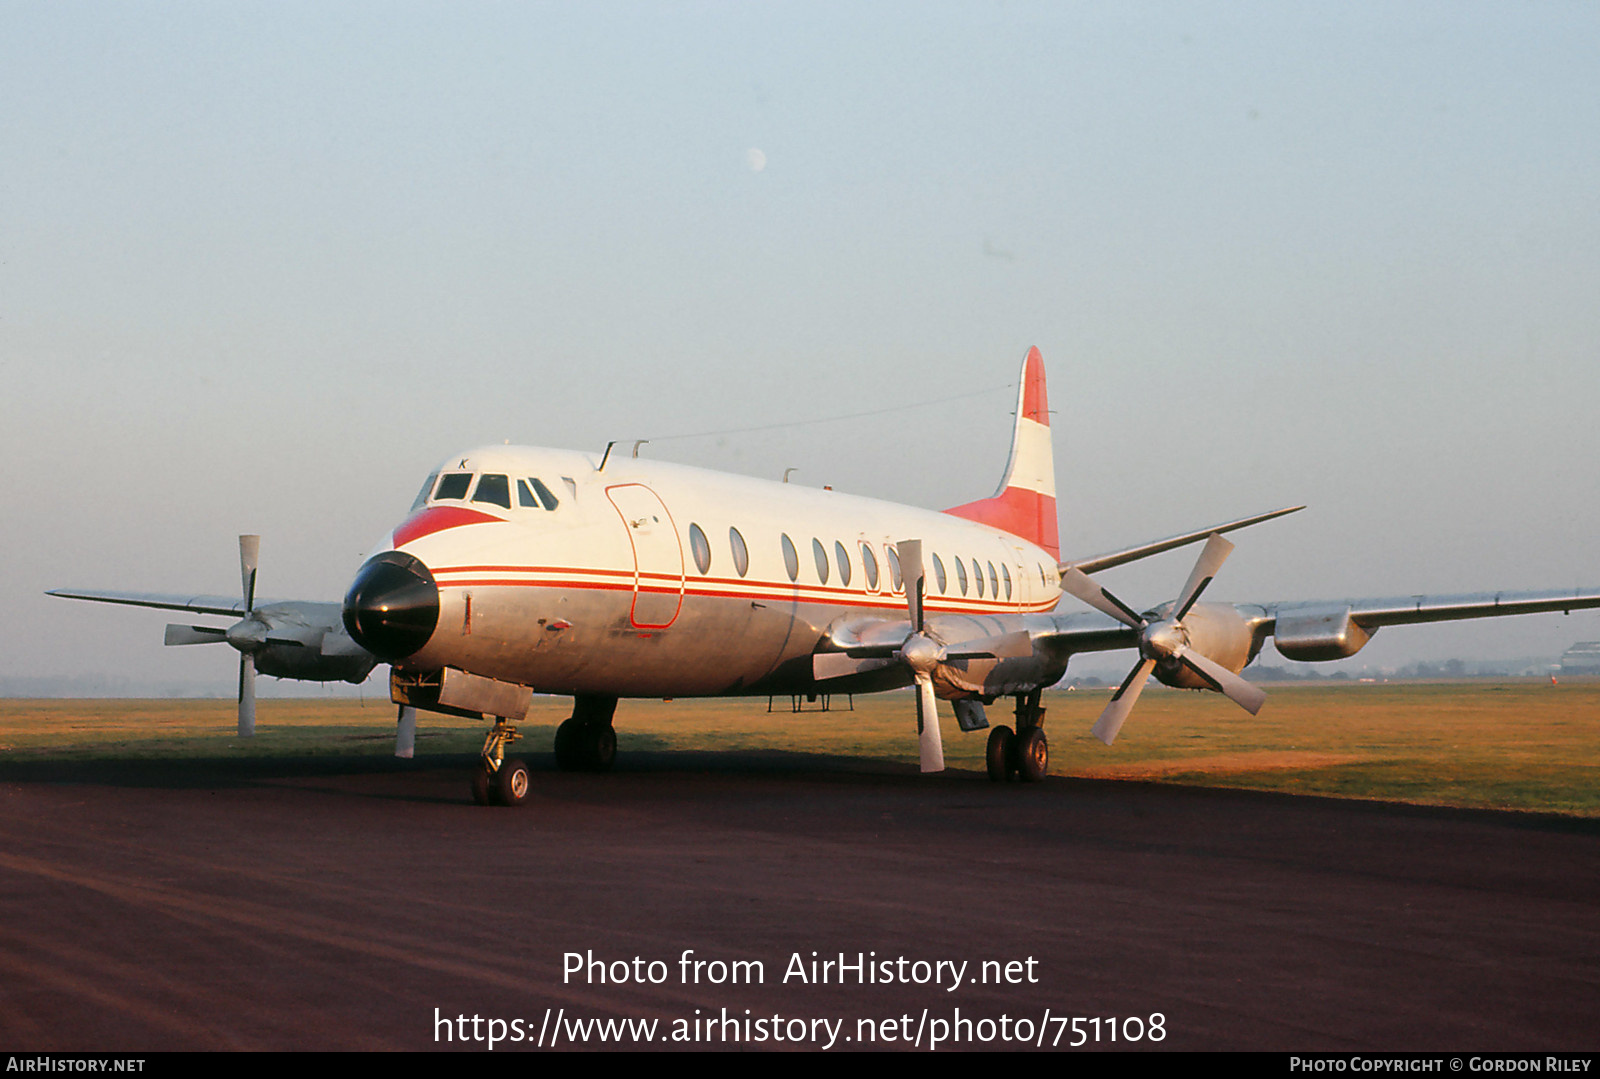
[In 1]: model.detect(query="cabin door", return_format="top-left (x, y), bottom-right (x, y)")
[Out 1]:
top-left (605, 484), bottom-right (685, 629)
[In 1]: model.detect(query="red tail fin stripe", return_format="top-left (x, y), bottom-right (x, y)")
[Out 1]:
top-left (1021, 345), bottom-right (1048, 427)
top-left (945, 487), bottom-right (1060, 562)
top-left (941, 347), bottom-right (1060, 560)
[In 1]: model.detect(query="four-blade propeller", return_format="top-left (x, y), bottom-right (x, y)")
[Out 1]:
top-left (812, 539), bottom-right (1032, 772)
top-left (1059, 532), bottom-right (1265, 745)
top-left (163, 535), bottom-right (411, 750)
top-left (164, 536), bottom-right (265, 736)
top-left (162, 535), bottom-right (304, 737)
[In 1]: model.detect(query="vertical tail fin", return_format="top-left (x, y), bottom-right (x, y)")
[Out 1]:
top-left (943, 347), bottom-right (1059, 560)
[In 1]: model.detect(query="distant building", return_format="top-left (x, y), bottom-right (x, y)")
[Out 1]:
top-left (1558, 642), bottom-right (1600, 675)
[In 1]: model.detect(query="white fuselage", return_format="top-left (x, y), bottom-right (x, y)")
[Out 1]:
top-left (385, 445), bottom-right (1064, 699)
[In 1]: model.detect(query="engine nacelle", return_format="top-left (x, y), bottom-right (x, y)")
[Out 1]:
top-left (1152, 602), bottom-right (1255, 691)
top-left (1272, 604), bottom-right (1375, 662)
top-left (254, 639), bottom-right (377, 683)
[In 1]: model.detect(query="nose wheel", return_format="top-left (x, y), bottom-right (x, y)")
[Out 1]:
top-left (472, 719), bottom-right (529, 806)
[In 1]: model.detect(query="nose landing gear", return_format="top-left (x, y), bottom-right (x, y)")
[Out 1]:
top-left (467, 695), bottom-right (622, 805)
top-left (472, 719), bottom-right (529, 806)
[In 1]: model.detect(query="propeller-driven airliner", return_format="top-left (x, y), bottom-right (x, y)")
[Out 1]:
top-left (51, 348), bottom-right (1600, 806)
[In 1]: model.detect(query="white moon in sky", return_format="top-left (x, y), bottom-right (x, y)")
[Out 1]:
top-left (746, 148), bottom-right (767, 172)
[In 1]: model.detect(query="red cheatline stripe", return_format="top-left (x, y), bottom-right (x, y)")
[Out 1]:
top-left (432, 576), bottom-right (1055, 614)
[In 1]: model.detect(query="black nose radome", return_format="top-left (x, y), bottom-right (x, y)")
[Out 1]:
top-left (343, 551), bottom-right (439, 661)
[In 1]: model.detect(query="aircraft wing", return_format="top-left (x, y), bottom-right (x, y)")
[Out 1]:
top-left (1062, 505), bottom-right (1304, 575)
top-left (1255, 588), bottom-right (1600, 629)
top-left (1241, 587), bottom-right (1600, 661)
top-left (46, 588), bottom-right (258, 617)
top-left (1033, 587), bottom-right (1600, 661)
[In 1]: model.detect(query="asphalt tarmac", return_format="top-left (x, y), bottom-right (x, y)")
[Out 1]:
top-left (0, 749), bottom-right (1595, 1051)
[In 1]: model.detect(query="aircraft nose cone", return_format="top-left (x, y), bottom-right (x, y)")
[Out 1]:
top-left (343, 551), bottom-right (440, 661)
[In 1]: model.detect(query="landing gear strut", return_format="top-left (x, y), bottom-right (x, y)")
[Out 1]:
top-left (554, 695), bottom-right (619, 773)
top-left (987, 690), bottom-right (1048, 783)
top-left (472, 718), bottom-right (528, 806)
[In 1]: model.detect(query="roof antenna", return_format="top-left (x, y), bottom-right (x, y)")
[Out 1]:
top-left (783, 468), bottom-right (798, 483)
top-left (598, 441), bottom-right (618, 471)
top-left (632, 440), bottom-right (649, 458)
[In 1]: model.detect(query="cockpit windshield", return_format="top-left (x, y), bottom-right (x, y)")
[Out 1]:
top-left (419, 469), bottom-right (561, 513)
top-left (473, 474), bottom-right (511, 509)
top-left (433, 473), bottom-right (473, 501)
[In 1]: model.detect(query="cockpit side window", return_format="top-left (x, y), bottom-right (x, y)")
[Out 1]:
top-left (530, 478), bottom-right (560, 510)
top-left (473, 474), bottom-right (511, 509)
top-left (434, 473), bottom-right (473, 501)
top-left (517, 479), bottom-right (541, 509)
top-left (411, 471), bottom-right (440, 510)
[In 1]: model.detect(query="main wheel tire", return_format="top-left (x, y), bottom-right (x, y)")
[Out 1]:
top-left (495, 758), bottom-right (531, 806)
top-left (470, 766), bottom-right (492, 806)
top-left (1016, 727), bottom-right (1048, 783)
top-left (554, 719), bottom-right (581, 771)
top-left (986, 725), bottom-right (1017, 783)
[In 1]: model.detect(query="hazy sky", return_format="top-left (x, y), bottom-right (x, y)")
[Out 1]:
top-left (6, 2), bottom-right (1599, 692)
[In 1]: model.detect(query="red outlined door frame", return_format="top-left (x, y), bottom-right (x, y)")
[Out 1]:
top-left (605, 484), bottom-right (686, 629)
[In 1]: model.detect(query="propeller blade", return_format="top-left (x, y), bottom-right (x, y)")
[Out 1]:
top-left (896, 539), bottom-right (925, 632)
top-left (1091, 656), bottom-right (1157, 745)
top-left (1178, 650), bottom-right (1267, 715)
top-left (914, 673), bottom-right (944, 773)
top-left (239, 535), bottom-right (260, 612)
top-left (1059, 567), bottom-right (1145, 628)
top-left (1173, 532), bottom-right (1234, 621)
top-left (238, 652), bottom-right (256, 737)
top-left (165, 624), bottom-right (227, 646)
top-left (813, 651), bottom-right (897, 681)
top-left (944, 629), bottom-right (1034, 661)
top-left (395, 705), bottom-right (417, 759)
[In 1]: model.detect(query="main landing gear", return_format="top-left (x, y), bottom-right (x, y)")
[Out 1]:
top-left (553, 695), bottom-right (619, 773)
top-left (986, 690), bottom-right (1048, 784)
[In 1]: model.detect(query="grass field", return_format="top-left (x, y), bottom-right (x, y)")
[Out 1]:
top-left (1, 680), bottom-right (1596, 815)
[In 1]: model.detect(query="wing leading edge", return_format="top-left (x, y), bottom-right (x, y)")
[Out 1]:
top-left (46, 588), bottom-right (255, 617)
